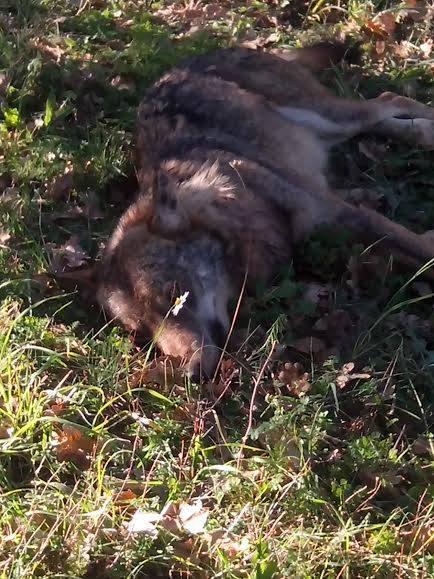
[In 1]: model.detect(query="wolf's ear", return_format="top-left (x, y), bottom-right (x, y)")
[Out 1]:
top-left (151, 169), bottom-right (178, 210)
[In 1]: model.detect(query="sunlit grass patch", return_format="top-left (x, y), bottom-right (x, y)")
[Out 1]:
top-left (0, 0), bottom-right (434, 577)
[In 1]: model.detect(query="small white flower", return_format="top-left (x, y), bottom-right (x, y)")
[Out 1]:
top-left (172, 291), bottom-right (189, 316)
top-left (34, 117), bottom-right (44, 128)
top-left (46, 152), bottom-right (56, 161)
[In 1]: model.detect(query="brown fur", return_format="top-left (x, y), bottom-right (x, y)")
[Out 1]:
top-left (85, 43), bottom-right (434, 380)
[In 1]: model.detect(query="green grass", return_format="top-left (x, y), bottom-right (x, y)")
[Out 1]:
top-left (1, 1), bottom-right (434, 577)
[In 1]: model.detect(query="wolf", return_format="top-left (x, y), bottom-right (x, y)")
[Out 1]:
top-left (74, 42), bottom-right (434, 381)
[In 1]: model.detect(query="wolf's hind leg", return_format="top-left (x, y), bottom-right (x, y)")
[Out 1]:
top-left (371, 117), bottom-right (434, 149)
top-left (275, 93), bottom-right (434, 145)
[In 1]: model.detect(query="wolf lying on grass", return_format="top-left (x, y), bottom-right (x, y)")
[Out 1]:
top-left (70, 42), bottom-right (434, 381)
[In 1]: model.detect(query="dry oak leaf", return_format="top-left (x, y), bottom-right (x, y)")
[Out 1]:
top-left (53, 425), bottom-right (99, 469)
top-left (364, 11), bottom-right (397, 39)
top-left (0, 228), bottom-right (11, 248)
top-left (47, 235), bottom-right (90, 273)
top-left (336, 362), bottom-right (371, 390)
top-left (412, 437), bottom-right (434, 457)
top-left (45, 165), bottom-right (74, 200)
top-left (127, 499), bottom-right (209, 538)
top-left (130, 356), bottom-right (185, 388)
top-left (277, 362), bottom-right (311, 397)
top-left (400, 525), bottom-right (434, 555)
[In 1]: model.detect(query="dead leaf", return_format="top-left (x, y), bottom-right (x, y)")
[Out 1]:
top-left (178, 499), bottom-right (208, 534)
top-left (420, 39), bottom-right (433, 59)
top-left (170, 402), bottom-right (197, 422)
top-left (276, 362), bottom-right (311, 397)
top-left (31, 37), bottom-right (65, 62)
top-left (53, 426), bottom-right (98, 469)
top-left (375, 11), bottom-right (397, 35)
top-left (47, 235), bottom-right (90, 273)
top-left (45, 165), bottom-right (74, 200)
top-left (400, 525), bottom-right (434, 555)
top-left (127, 509), bottom-right (160, 536)
top-left (336, 362), bottom-right (355, 389)
top-left (114, 489), bottom-right (138, 505)
top-left (337, 362), bottom-right (371, 389)
top-left (127, 499), bottom-right (209, 539)
top-left (130, 356), bottom-right (185, 388)
top-left (393, 41), bottom-right (413, 59)
top-left (0, 228), bottom-right (11, 248)
top-left (375, 40), bottom-right (386, 55)
top-left (0, 425), bottom-right (13, 438)
top-left (363, 21), bottom-right (388, 40)
top-left (44, 402), bottom-right (68, 416)
top-left (412, 437), bottom-right (434, 457)
top-left (205, 530), bottom-right (250, 557)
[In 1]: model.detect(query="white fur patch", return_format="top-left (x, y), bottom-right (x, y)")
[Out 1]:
top-left (196, 282), bottom-right (231, 334)
top-left (275, 106), bottom-right (345, 136)
top-left (186, 161), bottom-right (234, 194)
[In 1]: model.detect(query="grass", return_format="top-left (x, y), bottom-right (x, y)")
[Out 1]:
top-left (1, 0), bottom-right (434, 577)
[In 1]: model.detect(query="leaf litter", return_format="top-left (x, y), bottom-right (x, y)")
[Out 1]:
top-left (46, 235), bottom-right (90, 273)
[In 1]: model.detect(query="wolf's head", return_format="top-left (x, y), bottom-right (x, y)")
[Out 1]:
top-left (87, 174), bottom-right (234, 381)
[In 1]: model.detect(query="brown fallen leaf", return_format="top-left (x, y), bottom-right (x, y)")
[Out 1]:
top-left (31, 37), bottom-right (65, 62)
top-left (44, 402), bottom-right (68, 416)
top-left (0, 228), bottom-right (11, 248)
top-left (0, 425), bottom-right (13, 438)
top-left (0, 173), bottom-right (11, 193)
top-left (53, 425), bottom-right (99, 469)
top-left (375, 11), bottom-right (397, 35)
top-left (205, 529), bottom-right (250, 557)
top-left (170, 402), bottom-right (197, 422)
top-left (362, 20), bottom-right (389, 40)
top-left (276, 361), bottom-right (311, 397)
top-left (400, 525), bottom-right (434, 555)
top-left (47, 235), bottom-right (90, 273)
top-left (336, 362), bottom-right (371, 390)
top-left (114, 489), bottom-right (138, 505)
top-left (412, 437), bottom-right (434, 457)
top-left (45, 165), bottom-right (74, 200)
top-left (393, 40), bottom-right (414, 60)
top-left (420, 39), bottom-right (433, 59)
top-left (130, 356), bottom-right (185, 388)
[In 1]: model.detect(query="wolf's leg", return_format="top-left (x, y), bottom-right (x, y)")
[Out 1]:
top-left (228, 157), bottom-right (434, 277)
top-left (370, 116), bottom-right (434, 149)
top-left (275, 92), bottom-right (434, 146)
top-left (190, 48), bottom-right (434, 146)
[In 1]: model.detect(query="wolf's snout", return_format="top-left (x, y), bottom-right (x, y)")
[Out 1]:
top-left (186, 343), bottom-right (221, 383)
top-left (156, 320), bottom-right (221, 382)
